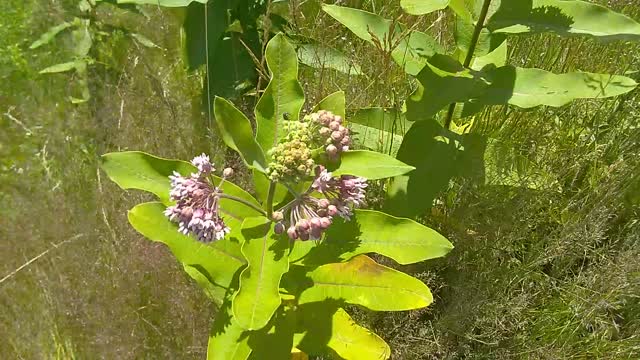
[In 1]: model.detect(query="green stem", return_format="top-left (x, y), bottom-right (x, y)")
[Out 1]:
top-left (219, 194), bottom-right (267, 216)
top-left (266, 181), bottom-right (276, 218)
top-left (444, 0), bottom-right (492, 130)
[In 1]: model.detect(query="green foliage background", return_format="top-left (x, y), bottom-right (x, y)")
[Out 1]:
top-left (1, 0), bottom-right (639, 358)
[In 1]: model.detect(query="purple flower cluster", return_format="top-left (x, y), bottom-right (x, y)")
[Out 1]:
top-left (308, 110), bottom-right (351, 159)
top-left (275, 166), bottom-right (367, 241)
top-left (164, 154), bottom-right (231, 243)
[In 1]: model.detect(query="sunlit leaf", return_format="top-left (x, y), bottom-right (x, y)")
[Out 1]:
top-left (128, 202), bottom-right (246, 300)
top-left (30, 22), bottom-right (73, 49)
top-left (290, 210), bottom-right (453, 266)
top-left (332, 150), bottom-right (415, 179)
top-left (348, 108), bottom-right (408, 156)
top-left (208, 296), bottom-right (252, 360)
top-left (233, 217), bottom-right (289, 330)
top-left (298, 44), bottom-right (362, 76)
top-left (39, 61), bottom-right (84, 74)
top-left (313, 91), bottom-right (346, 118)
top-left (405, 54), bottom-right (638, 120)
top-left (214, 97), bottom-right (267, 172)
top-left (255, 33), bottom-right (305, 159)
top-left (322, 4), bottom-right (443, 75)
top-left (295, 303), bottom-right (390, 360)
top-left (400, 0), bottom-right (449, 15)
top-left (295, 255), bottom-right (433, 310)
top-left (487, 0), bottom-right (640, 41)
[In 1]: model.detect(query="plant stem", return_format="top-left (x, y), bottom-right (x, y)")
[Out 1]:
top-left (219, 194), bottom-right (267, 216)
top-left (266, 181), bottom-right (276, 218)
top-left (444, 0), bottom-right (492, 129)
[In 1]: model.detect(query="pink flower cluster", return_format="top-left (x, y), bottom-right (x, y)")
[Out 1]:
top-left (308, 110), bottom-right (351, 159)
top-left (164, 154), bottom-right (230, 243)
top-left (275, 166), bottom-right (367, 241)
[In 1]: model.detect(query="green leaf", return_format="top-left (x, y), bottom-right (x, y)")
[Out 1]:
top-left (384, 120), bottom-right (465, 217)
top-left (71, 19), bottom-right (92, 57)
top-left (405, 54), bottom-right (638, 120)
top-left (100, 151), bottom-right (262, 216)
top-left (401, 0), bottom-right (449, 15)
top-left (183, 0), bottom-right (240, 70)
top-left (313, 91), bottom-right (346, 118)
top-left (322, 4), bottom-right (444, 75)
top-left (130, 33), bottom-right (161, 49)
top-left (30, 22), bottom-right (73, 49)
top-left (128, 202), bottom-right (246, 298)
top-left (208, 295), bottom-right (252, 360)
top-left (290, 210), bottom-right (453, 266)
top-left (295, 303), bottom-right (390, 359)
top-left (233, 217), bottom-right (289, 330)
top-left (183, 264), bottom-right (227, 304)
top-left (39, 61), bottom-right (82, 74)
top-left (117, 0), bottom-right (207, 6)
top-left (348, 108), bottom-right (409, 156)
top-left (496, 67), bottom-right (638, 108)
top-left (296, 255), bottom-right (433, 311)
top-left (255, 33), bottom-right (305, 159)
top-left (487, 0), bottom-right (640, 41)
top-left (214, 97), bottom-right (268, 171)
top-left (298, 44), bottom-right (363, 76)
top-left (332, 150), bottom-right (415, 180)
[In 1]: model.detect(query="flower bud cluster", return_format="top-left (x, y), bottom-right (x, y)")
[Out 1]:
top-left (267, 121), bottom-right (315, 182)
top-left (274, 166), bottom-right (367, 241)
top-left (305, 110), bottom-right (351, 159)
top-left (164, 154), bottom-right (231, 243)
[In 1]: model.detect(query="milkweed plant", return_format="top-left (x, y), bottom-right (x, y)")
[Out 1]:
top-left (101, 34), bottom-right (453, 359)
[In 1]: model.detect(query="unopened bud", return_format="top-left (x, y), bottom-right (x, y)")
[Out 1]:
top-left (296, 219), bottom-right (310, 231)
top-left (319, 127), bottom-right (331, 137)
top-left (223, 167), bottom-right (234, 178)
top-left (327, 205), bottom-right (338, 216)
top-left (326, 144), bottom-right (338, 157)
top-left (331, 131), bottom-right (343, 141)
top-left (334, 116), bottom-right (343, 124)
top-left (329, 121), bottom-right (340, 131)
top-left (274, 222), bottom-right (285, 235)
top-left (287, 226), bottom-right (298, 240)
top-left (340, 136), bottom-right (351, 146)
top-left (318, 198), bottom-right (330, 208)
top-left (272, 211), bottom-right (284, 222)
top-left (319, 217), bottom-right (332, 229)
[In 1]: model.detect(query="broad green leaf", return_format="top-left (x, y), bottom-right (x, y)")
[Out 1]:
top-left (183, 0), bottom-right (240, 70)
top-left (117, 0), bottom-right (207, 6)
top-left (39, 60), bottom-right (85, 74)
top-left (255, 33), bottom-right (305, 159)
top-left (208, 297), bottom-right (252, 360)
top-left (30, 22), bottom-right (73, 49)
top-left (384, 120), bottom-right (464, 217)
top-left (405, 55), bottom-right (486, 121)
top-left (313, 91), bottom-right (346, 118)
top-left (348, 108), bottom-right (408, 156)
top-left (296, 255), bottom-right (433, 310)
top-left (401, 0), bottom-right (449, 15)
top-left (298, 44), bottom-right (363, 76)
top-left (497, 67), bottom-right (638, 108)
top-left (487, 0), bottom-right (640, 41)
top-left (332, 150), bottom-right (415, 179)
top-left (295, 303), bottom-right (390, 360)
top-left (322, 4), bottom-right (444, 75)
top-left (405, 54), bottom-right (638, 120)
top-left (214, 97), bottom-right (267, 171)
top-left (290, 210), bottom-right (453, 266)
top-left (233, 217), bottom-right (289, 330)
top-left (100, 151), bottom-right (262, 216)
top-left (71, 19), bottom-right (92, 57)
top-left (128, 202), bottom-right (245, 298)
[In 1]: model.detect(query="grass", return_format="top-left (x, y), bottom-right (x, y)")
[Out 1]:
top-left (1, 0), bottom-right (640, 359)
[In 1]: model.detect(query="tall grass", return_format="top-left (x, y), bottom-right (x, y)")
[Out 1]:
top-left (1, 0), bottom-right (639, 359)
